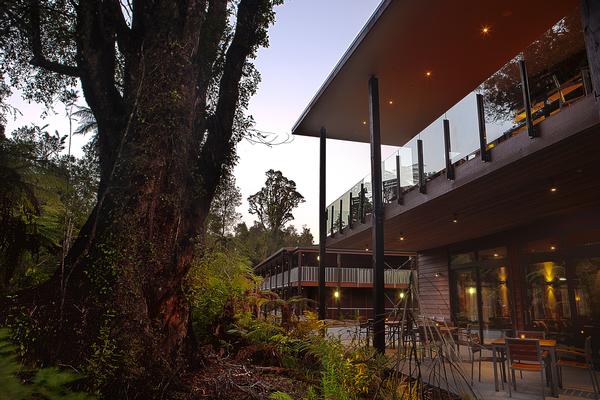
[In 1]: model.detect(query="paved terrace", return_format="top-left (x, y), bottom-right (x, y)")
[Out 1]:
top-left (327, 324), bottom-right (598, 400)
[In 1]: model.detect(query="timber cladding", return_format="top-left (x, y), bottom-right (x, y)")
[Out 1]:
top-left (417, 249), bottom-right (451, 321)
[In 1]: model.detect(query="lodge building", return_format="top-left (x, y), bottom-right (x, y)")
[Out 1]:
top-left (257, 0), bottom-right (600, 350)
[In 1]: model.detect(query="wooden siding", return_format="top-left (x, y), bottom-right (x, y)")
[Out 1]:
top-left (417, 249), bottom-right (451, 321)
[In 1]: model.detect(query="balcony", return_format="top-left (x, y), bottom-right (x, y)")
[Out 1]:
top-left (260, 266), bottom-right (413, 291)
top-left (325, 10), bottom-right (594, 243)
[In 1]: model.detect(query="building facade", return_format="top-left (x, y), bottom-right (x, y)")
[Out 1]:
top-left (254, 247), bottom-right (413, 319)
top-left (290, 0), bottom-right (600, 347)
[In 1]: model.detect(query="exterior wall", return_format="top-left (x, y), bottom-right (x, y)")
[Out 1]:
top-left (416, 249), bottom-right (451, 321)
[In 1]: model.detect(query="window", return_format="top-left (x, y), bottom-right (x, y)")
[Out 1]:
top-left (454, 269), bottom-right (479, 326)
top-left (573, 257), bottom-right (600, 322)
top-left (451, 247), bottom-right (511, 341)
top-left (526, 261), bottom-right (570, 331)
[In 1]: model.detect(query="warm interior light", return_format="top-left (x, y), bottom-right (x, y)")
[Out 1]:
top-left (365, 248), bottom-right (369, 252)
top-left (550, 187), bottom-right (558, 192)
top-left (362, 120), bottom-right (367, 125)
top-left (317, 255), bottom-right (320, 261)
top-left (452, 218), bottom-right (458, 223)
top-left (481, 26), bottom-right (491, 35)
top-left (425, 71), bottom-right (432, 77)
top-left (520, 334), bottom-right (526, 339)
top-left (468, 287), bottom-right (476, 295)
top-left (550, 246), bottom-right (556, 251)
top-left (333, 290), bottom-right (340, 299)
top-left (559, 277), bottom-right (567, 281)
top-left (400, 235), bottom-right (405, 241)
top-left (388, 100), bottom-right (394, 105)
top-left (576, 296), bottom-right (581, 302)
top-left (399, 292), bottom-right (405, 299)
top-left (494, 253), bottom-right (499, 257)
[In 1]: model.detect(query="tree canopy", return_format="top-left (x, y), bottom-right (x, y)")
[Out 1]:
top-left (248, 169), bottom-right (305, 234)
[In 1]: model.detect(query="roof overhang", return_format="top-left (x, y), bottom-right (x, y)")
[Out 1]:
top-left (292, 0), bottom-right (578, 146)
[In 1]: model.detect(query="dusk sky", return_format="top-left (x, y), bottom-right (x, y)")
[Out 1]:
top-left (6, 0), bottom-right (403, 238)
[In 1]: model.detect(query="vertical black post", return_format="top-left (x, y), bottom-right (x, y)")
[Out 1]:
top-left (395, 154), bottom-right (403, 204)
top-left (476, 94), bottom-right (491, 161)
top-left (519, 59), bottom-right (536, 138)
top-left (348, 192), bottom-right (353, 228)
top-left (330, 205), bottom-right (335, 235)
top-left (286, 253), bottom-right (291, 297)
top-left (336, 253), bottom-right (342, 320)
top-left (368, 75), bottom-right (385, 353)
top-left (338, 198), bottom-right (343, 233)
top-left (443, 119), bottom-right (455, 180)
top-left (318, 127), bottom-right (327, 320)
top-left (359, 183), bottom-right (365, 223)
top-left (417, 139), bottom-right (426, 194)
top-left (582, 1), bottom-right (600, 116)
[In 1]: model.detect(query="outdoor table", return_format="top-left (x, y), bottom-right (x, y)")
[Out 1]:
top-left (490, 337), bottom-right (558, 397)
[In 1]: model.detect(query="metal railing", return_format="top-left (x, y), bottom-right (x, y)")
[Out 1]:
top-left (260, 266), bottom-right (413, 290)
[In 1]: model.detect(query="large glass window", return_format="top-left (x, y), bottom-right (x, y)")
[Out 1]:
top-left (454, 269), bottom-right (479, 326)
top-left (573, 257), bottom-right (600, 322)
top-left (451, 247), bottom-right (512, 341)
top-left (526, 261), bottom-right (570, 332)
top-left (480, 266), bottom-right (511, 337)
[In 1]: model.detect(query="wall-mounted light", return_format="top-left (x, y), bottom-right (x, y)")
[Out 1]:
top-left (481, 25), bottom-right (491, 35)
top-left (317, 255), bottom-right (320, 261)
top-left (468, 287), bottom-right (476, 295)
top-left (425, 71), bottom-right (432, 78)
top-left (399, 291), bottom-right (405, 299)
top-left (550, 246), bottom-right (556, 251)
top-left (452, 214), bottom-right (459, 223)
top-left (388, 100), bottom-right (394, 105)
top-left (399, 233), bottom-right (405, 241)
top-left (362, 120), bottom-right (367, 125)
top-left (550, 186), bottom-right (558, 193)
top-left (558, 277), bottom-right (567, 281)
top-left (333, 290), bottom-right (340, 299)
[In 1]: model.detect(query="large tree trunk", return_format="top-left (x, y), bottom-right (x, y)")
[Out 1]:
top-left (3, 0), bottom-right (276, 397)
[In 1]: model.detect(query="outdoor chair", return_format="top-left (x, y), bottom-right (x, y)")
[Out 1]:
top-left (556, 336), bottom-right (599, 400)
top-left (458, 328), bottom-right (505, 385)
top-left (416, 324), bottom-right (443, 361)
top-left (505, 338), bottom-right (550, 399)
top-left (516, 330), bottom-right (546, 339)
top-left (359, 319), bottom-right (372, 346)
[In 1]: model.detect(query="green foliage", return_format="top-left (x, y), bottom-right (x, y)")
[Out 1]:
top-left (86, 314), bottom-right (120, 392)
top-left (234, 221), bottom-right (313, 265)
top-left (0, 124), bottom-right (98, 293)
top-left (269, 392), bottom-right (293, 400)
top-left (0, 329), bottom-right (95, 400)
top-left (186, 246), bottom-right (258, 341)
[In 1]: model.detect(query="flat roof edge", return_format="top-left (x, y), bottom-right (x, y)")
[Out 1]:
top-left (290, 0), bottom-right (393, 137)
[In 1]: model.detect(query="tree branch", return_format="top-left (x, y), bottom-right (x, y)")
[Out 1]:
top-left (197, 0), bottom-right (271, 205)
top-left (105, 0), bottom-right (134, 54)
top-left (27, 0), bottom-right (79, 77)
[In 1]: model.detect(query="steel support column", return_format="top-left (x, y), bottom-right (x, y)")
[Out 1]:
top-left (417, 139), bottom-right (426, 194)
top-left (519, 59), bottom-right (536, 138)
top-left (476, 94), bottom-right (491, 161)
top-left (318, 127), bottom-right (327, 320)
top-left (443, 119), bottom-right (454, 180)
top-left (395, 154), bottom-right (403, 204)
top-left (582, 0), bottom-right (600, 116)
top-left (368, 76), bottom-right (385, 353)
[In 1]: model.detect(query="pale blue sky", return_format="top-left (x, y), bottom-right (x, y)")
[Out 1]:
top-left (7, 0), bottom-right (399, 237)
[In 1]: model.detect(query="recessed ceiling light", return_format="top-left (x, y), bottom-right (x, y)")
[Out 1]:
top-left (425, 71), bottom-right (432, 77)
top-left (481, 26), bottom-right (491, 35)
